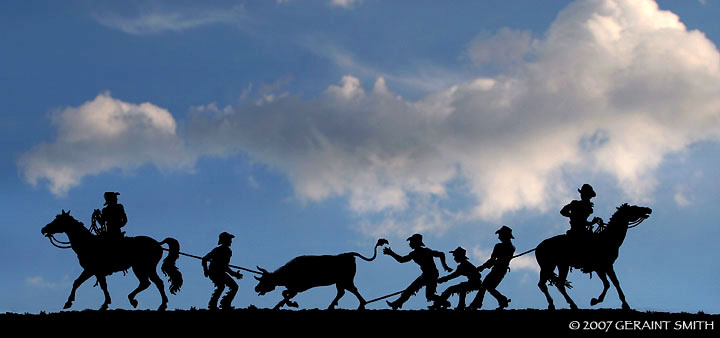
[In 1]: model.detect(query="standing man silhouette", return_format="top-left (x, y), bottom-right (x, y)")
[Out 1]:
top-left (92, 192), bottom-right (127, 239)
top-left (469, 226), bottom-right (515, 310)
top-left (383, 233), bottom-right (452, 310)
top-left (203, 232), bottom-right (243, 310)
top-left (432, 246), bottom-right (482, 310)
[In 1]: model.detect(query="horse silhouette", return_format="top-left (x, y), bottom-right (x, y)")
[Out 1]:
top-left (535, 203), bottom-right (651, 310)
top-left (41, 210), bottom-right (183, 310)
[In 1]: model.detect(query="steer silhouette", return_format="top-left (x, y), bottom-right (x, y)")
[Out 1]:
top-left (254, 238), bottom-right (388, 309)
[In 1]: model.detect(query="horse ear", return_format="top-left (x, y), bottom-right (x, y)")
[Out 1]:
top-left (67, 210), bottom-right (71, 215)
top-left (61, 209), bottom-right (66, 215)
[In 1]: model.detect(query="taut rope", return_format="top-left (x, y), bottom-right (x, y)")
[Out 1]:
top-left (161, 248), bottom-right (263, 275)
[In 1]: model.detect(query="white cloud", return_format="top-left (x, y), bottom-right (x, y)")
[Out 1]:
top-left (673, 185), bottom-right (693, 207)
top-left (185, 0), bottom-right (720, 232)
top-left (19, 93), bottom-right (193, 196)
top-left (22, 0), bottom-right (720, 236)
top-left (330, 0), bottom-right (361, 9)
top-left (25, 275), bottom-right (71, 289)
top-left (93, 5), bottom-right (246, 35)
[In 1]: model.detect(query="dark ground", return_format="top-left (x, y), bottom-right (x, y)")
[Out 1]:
top-left (1, 308), bottom-right (717, 337)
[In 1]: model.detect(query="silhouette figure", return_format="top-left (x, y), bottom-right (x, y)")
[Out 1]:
top-left (560, 184), bottom-right (604, 271)
top-left (203, 232), bottom-right (244, 310)
top-left (91, 192), bottom-right (128, 239)
top-left (536, 203), bottom-right (651, 310)
top-left (254, 238), bottom-right (388, 310)
top-left (469, 226), bottom-right (515, 310)
top-left (41, 210), bottom-right (183, 310)
top-left (383, 234), bottom-right (452, 310)
top-left (431, 246), bottom-right (482, 310)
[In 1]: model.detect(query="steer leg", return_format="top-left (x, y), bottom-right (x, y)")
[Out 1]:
top-left (345, 283), bottom-right (367, 310)
top-left (329, 284), bottom-right (345, 310)
top-left (274, 289), bottom-right (298, 310)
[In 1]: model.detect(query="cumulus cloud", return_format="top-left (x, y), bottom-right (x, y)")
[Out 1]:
top-left (19, 93), bottom-right (193, 195)
top-left (93, 5), bottom-right (246, 35)
top-left (185, 0), bottom-right (720, 230)
top-left (21, 0), bottom-right (720, 236)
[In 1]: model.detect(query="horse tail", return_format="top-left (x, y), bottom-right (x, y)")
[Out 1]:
top-left (160, 238), bottom-right (183, 295)
top-left (548, 272), bottom-right (573, 289)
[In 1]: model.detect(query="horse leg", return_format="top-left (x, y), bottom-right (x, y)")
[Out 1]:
top-left (607, 266), bottom-right (630, 310)
top-left (538, 267), bottom-right (555, 310)
top-left (65, 270), bottom-right (93, 309)
top-left (128, 268), bottom-right (151, 309)
top-left (96, 275), bottom-right (112, 310)
top-left (554, 265), bottom-right (578, 310)
top-left (591, 270), bottom-right (610, 306)
top-left (328, 284), bottom-right (345, 310)
top-left (149, 271), bottom-right (168, 311)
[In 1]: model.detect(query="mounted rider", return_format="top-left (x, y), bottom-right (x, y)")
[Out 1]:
top-left (92, 192), bottom-right (128, 240)
top-left (561, 184), bottom-right (603, 238)
top-left (560, 184), bottom-right (603, 270)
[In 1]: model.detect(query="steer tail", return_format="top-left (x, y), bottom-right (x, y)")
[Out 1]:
top-left (160, 238), bottom-right (183, 295)
top-left (351, 238), bottom-right (389, 262)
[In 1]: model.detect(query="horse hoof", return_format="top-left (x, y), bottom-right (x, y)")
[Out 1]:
top-left (591, 298), bottom-right (599, 306)
top-left (99, 304), bottom-right (108, 311)
top-left (129, 298), bottom-right (138, 308)
top-left (622, 303), bottom-right (631, 311)
top-left (547, 304), bottom-right (555, 311)
top-left (158, 304), bottom-right (167, 311)
top-left (63, 302), bottom-right (72, 309)
top-left (570, 304), bottom-right (579, 310)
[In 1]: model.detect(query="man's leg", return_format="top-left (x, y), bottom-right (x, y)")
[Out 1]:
top-left (387, 275), bottom-right (425, 310)
top-left (220, 275), bottom-right (238, 309)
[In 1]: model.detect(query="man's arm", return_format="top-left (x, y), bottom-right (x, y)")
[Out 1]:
top-left (433, 250), bottom-right (453, 272)
top-left (202, 250), bottom-right (214, 277)
top-left (560, 202), bottom-right (572, 217)
top-left (118, 205), bottom-right (128, 228)
top-left (438, 270), bottom-right (460, 283)
top-left (383, 247), bottom-right (411, 263)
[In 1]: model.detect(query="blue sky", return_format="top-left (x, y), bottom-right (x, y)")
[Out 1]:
top-left (1, 0), bottom-right (719, 313)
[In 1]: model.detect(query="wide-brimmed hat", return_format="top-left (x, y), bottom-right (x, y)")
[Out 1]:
top-left (219, 232), bottom-right (235, 243)
top-left (578, 184), bottom-right (596, 198)
top-left (406, 233), bottom-right (425, 246)
top-left (449, 246), bottom-right (467, 258)
top-left (103, 192), bottom-right (120, 205)
top-left (495, 226), bottom-right (514, 239)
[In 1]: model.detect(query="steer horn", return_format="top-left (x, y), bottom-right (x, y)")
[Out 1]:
top-left (256, 266), bottom-right (268, 274)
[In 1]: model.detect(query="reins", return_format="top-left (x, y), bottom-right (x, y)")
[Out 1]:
top-left (46, 234), bottom-right (72, 249)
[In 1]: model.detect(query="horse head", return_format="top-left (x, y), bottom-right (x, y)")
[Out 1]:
top-left (611, 203), bottom-right (652, 227)
top-left (41, 209), bottom-right (80, 237)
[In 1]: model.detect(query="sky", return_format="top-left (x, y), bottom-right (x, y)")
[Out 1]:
top-left (1, 0), bottom-right (719, 314)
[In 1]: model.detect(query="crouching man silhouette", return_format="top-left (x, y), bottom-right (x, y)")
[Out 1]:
top-left (383, 233), bottom-right (452, 310)
top-left (203, 232), bottom-right (243, 310)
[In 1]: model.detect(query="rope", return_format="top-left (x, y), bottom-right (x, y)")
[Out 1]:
top-left (365, 290), bottom-right (404, 305)
top-left (161, 248), bottom-right (263, 275)
top-left (512, 247), bottom-right (536, 259)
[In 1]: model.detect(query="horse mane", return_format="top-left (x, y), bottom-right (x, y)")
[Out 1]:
top-left (606, 203), bottom-right (630, 226)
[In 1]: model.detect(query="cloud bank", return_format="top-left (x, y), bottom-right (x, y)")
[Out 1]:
top-left (19, 93), bottom-right (193, 195)
top-left (93, 5), bottom-right (246, 35)
top-left (22, 0), bottom-right (720, 235)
